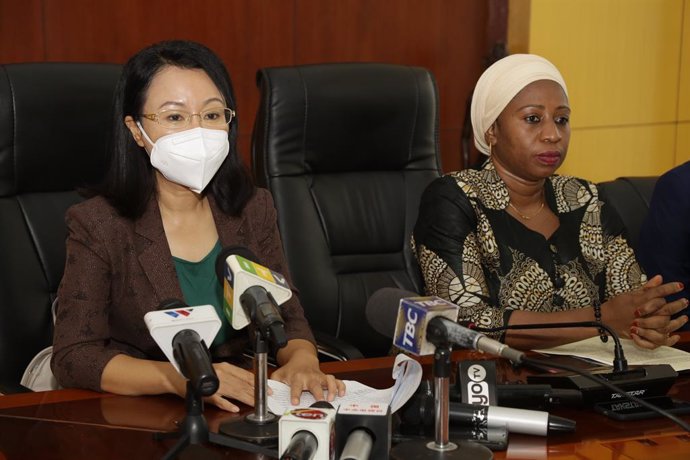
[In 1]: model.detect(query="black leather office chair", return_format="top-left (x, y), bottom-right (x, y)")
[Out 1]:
top-left (252, 63), bottom-right (442, 357)
top-left (598, 176), bottom-right (657, 251)
top-left (0, 63), bottom-right (121, 393)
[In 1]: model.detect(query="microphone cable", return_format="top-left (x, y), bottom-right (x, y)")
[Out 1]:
top-left (473, 321), bottom-right (628, 372)
top-left (470, 321), bottom-right (690, 432)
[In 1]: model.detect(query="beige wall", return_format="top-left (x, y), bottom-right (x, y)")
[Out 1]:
top-left (508, 0), bottom-right (689, 182)
top-left (679, 0), bottom-right (690, 164)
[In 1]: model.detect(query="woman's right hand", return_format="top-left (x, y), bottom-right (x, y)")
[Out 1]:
top-left (203, 362), bottom-right (256, 412)
top-left (602, 275), bottom-right (688, 349)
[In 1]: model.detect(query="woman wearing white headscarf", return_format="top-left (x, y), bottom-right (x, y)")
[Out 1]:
top-left (412, 54), bottom-right (687, 349)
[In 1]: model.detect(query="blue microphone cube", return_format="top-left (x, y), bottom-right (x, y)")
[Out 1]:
top-left (393, 296), bottom-right (459, 355)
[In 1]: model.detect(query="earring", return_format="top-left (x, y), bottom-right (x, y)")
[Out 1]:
top-left (488, 143), bottom-right (492, 156)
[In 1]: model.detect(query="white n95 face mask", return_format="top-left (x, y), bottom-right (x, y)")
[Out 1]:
top-left (137, 122), bottom-right (230, 193)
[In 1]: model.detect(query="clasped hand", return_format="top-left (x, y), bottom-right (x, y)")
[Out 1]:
top-left (604, 275), bottom-right (688, 349)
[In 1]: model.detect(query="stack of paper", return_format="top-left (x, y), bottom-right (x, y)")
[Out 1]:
top-left (267, 354), bottom-right (423, 415)
top-left (533, 336), bottom-right (690, 372)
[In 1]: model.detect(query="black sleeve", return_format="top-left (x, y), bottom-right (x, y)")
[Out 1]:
top-left (412, 175), bottom-right (506, 334)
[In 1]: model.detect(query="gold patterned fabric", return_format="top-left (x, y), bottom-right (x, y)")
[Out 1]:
top-left (412, 162), bottom-right (645, 339)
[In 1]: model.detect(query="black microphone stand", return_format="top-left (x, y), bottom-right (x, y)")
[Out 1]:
top-left (155, 381), bottom-right (225, 460)
top-left (154, 345), bottom-right (279, 458)
top-left (391, 343), bottom-right (493, 460)
top-left (218, 330), bottom-right (281, 443)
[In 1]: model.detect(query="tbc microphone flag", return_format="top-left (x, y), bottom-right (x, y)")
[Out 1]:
top-left (371, 289), bottom-right (525, 363)
top-left (221, 254), bottom-right (292, 330)
top-left (393, 296), bottom-right (459, 355)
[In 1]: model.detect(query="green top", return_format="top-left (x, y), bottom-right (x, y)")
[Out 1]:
top-left (172, 240), bottom-right (232, 348)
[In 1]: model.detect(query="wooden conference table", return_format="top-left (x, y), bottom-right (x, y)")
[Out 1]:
top-left (1, 333), bottom-right (689, 460)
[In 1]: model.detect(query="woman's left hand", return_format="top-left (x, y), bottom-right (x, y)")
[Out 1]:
top-left (630, 275), bottom-right (689, 349)
top-left (272, 342), bottom-right (346, 405)
top-left (631, 312), bottom-right (688, 349)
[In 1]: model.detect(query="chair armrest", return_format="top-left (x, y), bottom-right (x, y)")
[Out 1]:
top-left (313, 331), bottom-right (365, 362)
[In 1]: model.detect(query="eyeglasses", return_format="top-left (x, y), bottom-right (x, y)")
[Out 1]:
top-left (140, 107), bottom-right (235, 129)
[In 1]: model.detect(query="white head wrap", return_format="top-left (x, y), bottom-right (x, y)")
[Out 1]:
top-left (470, 54), bottom-right (568, 155)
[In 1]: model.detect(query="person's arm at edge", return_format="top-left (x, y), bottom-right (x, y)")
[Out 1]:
top-left (637, 169), bottom-right (690, 317)
top-left (101, 354), bottom-right (184, 396)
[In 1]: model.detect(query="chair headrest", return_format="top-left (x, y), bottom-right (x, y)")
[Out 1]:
top-left (255, 63), bottom-right (439, 176)
top-left (0, 63), bottom-right (122, 197)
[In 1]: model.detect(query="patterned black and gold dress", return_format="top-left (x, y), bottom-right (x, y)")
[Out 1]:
top-left (412, 161), bottom-right (645, 339)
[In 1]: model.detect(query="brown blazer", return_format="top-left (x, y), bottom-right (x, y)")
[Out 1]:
top-left (51, 189), bottom-right (315, 391)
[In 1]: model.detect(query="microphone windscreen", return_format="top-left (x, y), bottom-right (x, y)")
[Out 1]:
top-left (157, 298), bottom-right (189, 310)
top-left (365, 287), bottom-right (418, 339)
top-left (310, 401), bottom-right (334, 409)
top-left (215, 245), bottom-right (258, 283)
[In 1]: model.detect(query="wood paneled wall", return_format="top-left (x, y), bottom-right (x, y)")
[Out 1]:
top-left (0, 0), bottom-right (494, 172)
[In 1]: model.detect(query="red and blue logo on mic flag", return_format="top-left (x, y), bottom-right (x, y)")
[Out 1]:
top-left (164, 308), bottom-right (193, 318)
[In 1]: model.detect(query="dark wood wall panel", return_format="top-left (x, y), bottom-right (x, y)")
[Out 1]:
top-left (40, 0), bottom-right (295, 144)
top-left (0, 0), bottom-right (494, 171)
top-left (0, 0), bottom-right (44, 62)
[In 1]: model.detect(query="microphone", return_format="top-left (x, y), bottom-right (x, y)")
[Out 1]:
top-left (217, 248), bottom-right (291, 440)
top-left (158, 298), bottom-right (189, 310)
top-left (281, 432), bottom-right (317, 460)
top-left (493, 384), bottom-right (583, 409)
top-left (370, 290), bottom-right (496, 458)
top-left (279, 402), bottom-right (336, 460)
top-left (400, 381), bottom-right (576, 436)
top-left (366, 288), bottom-right (524, 363)
top-left (470, 320), bottom-right (629, 372)
top-left (367, 294), bottom-right (690, 434)
top-left (215, 246), bottom-right (289, 347)
top-left (146, 301), bottom-right (285, 457)
top-left (172, 329), bottom-right (219, 396)
top-left (427, 315), bottom-right (525, 363)
top-left (335, 403), bottom-right (391, 460)
top-left (241, 285), bottom-right (288, 348)
top-left (144, 301), bottom-right (222, 395)
top-left (449, 402), bottom-right (575, 436)
top-left (340, 430), bottom-right (372, 460)
top-left (365, 287), bottom-right (417, 338)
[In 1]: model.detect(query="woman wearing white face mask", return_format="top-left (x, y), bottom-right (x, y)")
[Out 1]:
top-left (52, 40), bottom-right (345, 412)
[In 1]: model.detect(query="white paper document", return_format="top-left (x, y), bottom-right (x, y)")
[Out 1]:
top-left (533, 336), bottom-right (690, 372)
top-left (266, 354), bottom-right (423, 416)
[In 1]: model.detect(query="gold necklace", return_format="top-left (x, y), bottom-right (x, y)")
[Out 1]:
top-left (508, 200), bottom-right (545, 220)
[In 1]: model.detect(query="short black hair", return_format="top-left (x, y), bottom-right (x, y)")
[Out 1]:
top-left (99, 40), bottom-right (254, 219)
